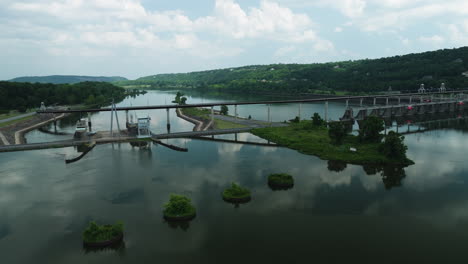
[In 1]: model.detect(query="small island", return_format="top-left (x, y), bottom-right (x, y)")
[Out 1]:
top-left (252, 115), bottom-right (414, 166)
top-left (222, 183), bottom-right (252, 203)
top-left (82, 221), bottom-right (124, 248)
top-left (163, 194), bottom-right (197, 221)
top-left (268, 173), bottom-right (294, 190)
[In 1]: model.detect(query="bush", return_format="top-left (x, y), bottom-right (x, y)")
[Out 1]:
top-left (222, 183), bottom-right (251, 199)
top-left (220, 105), bottom-right (229, 115)
top-left (268, 173), bottom-right (294, 187)
top-left (379, 131), bottom-right (408, 161)
top-left (83, 221), bottom-right (123, 243)
top-left (312, 113), bottom-right (324, 126)
top-left (289, 116), bottom-right (300, 123)
top-left (328, 121), bottom-right (347, 145)
top-left (163, 194), bottom-right (196, 218)
top-left (358, 116), bottom-right (385, 143)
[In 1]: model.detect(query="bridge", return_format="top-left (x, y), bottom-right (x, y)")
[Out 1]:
top-left (1, 87), bottom-right (467, 153)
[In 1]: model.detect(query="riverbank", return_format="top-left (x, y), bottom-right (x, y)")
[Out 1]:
top-left (179, 107), bottom-right (248, 130)
top-left (252, 121), bottom-right (414, 166)
top-left (0, 113), bottom-right (67, 145)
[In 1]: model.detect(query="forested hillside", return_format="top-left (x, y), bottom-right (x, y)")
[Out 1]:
top-left (10, 75), bottom-right (127, 84)
top-left (117, 47), bottom-right (468, 94)
top-left (0, 81), bottom-right (126, 112)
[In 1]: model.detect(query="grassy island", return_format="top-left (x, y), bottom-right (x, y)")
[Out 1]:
top-left (163, 194), bottom-right (196, 221)
top-left (83, 221), bottom-right (124, 247)
top-left (252, 121), bottom-right (414, 166)
top-left (182, 107), bottom-right (246, 129)
top-left (268, 173), bottom-right (294, 190)
top-left (222, 183), bottom-right (252, 203)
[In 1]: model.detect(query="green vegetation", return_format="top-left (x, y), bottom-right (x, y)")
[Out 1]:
top-left (268, 173), bottom-right (294, 189)
top-left (163, 194), bottom-right (196, 219)
top-left (116, 47), bottom-right (468, 94)
top-left (379, 131), bottom-right (409, 162)
top-left (0, 115), bottom-right (35, 128)
top-left (172, 91), bottom-right (187, 105)
top-left (0, 81), bottom-right (126, 112)
top-left (222, 183), bottom-right (251, 201)
top-left (82, 221), bottom-right (123, 243)
top-left (252, 121), bottom-right (414, 166)
top-left (10, 75), bottom-right (127, 84)
top-left (0, 109), bottom-right (35, 121)
top-left (358, 116), bottom-right (385, 143)
top-left (214, 119), bottom-right (247, 129)
top-left (328, 121), bottom-right (347, 144)
top-left (312, 113), bottom-right (325, 126)
top-left (220, 105), bottom-right (229, 115)
top-left (182, 107), bottom-right (210, 118)
top-left (181, 107), bottom-right (247, 129)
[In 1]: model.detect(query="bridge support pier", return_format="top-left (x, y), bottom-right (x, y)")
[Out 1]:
top-left (267, 105), bottom-right (271, 124)
top-left (398, 97), bottom-right (401, 105)
top-left (386, 97), bottom-right (389, 106)
top-left (420, 96), bottom-right (423, 103)
top-left (211, 106), bottom-right (214, 124)
top-left (360, 98), bottom-right (363, 107)
top-left (235, 105), bottom-right (238, 119)
top-left (410, 96), bottom-right (412, 104)
top-left (325, 101), bottom-right (329, 122)
top-left (166, 108), bottom-right (171, 133)
top-left (88, 113), bottom-right (92, 132)
top-left (298, 103), bottom-right (302, 120)
top-left (373, 98), bottom-right (376, 106)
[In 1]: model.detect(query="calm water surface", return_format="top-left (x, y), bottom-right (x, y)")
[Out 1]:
top-left (1, 91), bottom-right (468, 263)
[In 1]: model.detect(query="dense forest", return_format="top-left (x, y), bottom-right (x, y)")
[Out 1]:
top-left (10, 75), bottom-right (127, 84)
top-left (115, 47), bottom-right (468, 94)
top-left (0, 81), bottom-right (127, 112)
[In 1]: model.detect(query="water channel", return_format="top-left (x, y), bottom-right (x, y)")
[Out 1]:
top-left (1, 90), bottom-right (468, 263)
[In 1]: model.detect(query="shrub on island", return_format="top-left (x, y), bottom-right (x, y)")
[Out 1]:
top-left (163, 194), bottom-right (196, 221)
top-left (83, 221), bottom-right (124, 248)
top-left (222, 183), bottom-right (251, 203)
top-left (268, 173), bottom-right (294, 190)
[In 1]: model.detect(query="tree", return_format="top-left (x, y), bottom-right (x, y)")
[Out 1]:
top-left (289, 116), bottom-right (300, 123)
top-left (358, 116), bottom-right (385, 143)
top-left (379, 131), bottom-right (408, 161)
top-left (220, 105), bottom-right (229, 115)
top-left (172, 91), bottom-right (187, 105)
top-left (312, 113), bottom-right (324, 126)
top-left (328, 121), bottom-right (347, 145)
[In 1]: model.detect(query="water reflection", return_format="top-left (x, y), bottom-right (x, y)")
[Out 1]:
top-left (166, 221), bottom-right (191, 231)
top-left (83, 241), bottom-right (126, 255)
top-left (362, 164), bottom-right (407, 190)
top-left (327, 160), bottom-right (347, 172)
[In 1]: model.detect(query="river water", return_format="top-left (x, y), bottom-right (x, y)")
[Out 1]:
top-left (1, 90), bottom-right (468, 263)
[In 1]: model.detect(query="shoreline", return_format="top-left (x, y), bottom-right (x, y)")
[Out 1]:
top-left (0, 113), bottom-right (68, 146)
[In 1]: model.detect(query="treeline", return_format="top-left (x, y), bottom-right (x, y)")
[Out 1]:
top-left (0, 81), bottom-right (126, 112)
top-left (116, 47), bottom-right (468, 94)
top-left (10, 75), bottom-right (128, 84)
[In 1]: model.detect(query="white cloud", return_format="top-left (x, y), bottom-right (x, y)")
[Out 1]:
top-left (419, 35), bottom-right (445, 46)
top-left (3, 0), bottom-right (332, 62)
top-left (335, 27), bottom-right (343, 33)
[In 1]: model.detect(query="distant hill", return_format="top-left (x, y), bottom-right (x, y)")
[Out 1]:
top-left (10, 75), bottom-right (128, 84)
top-left (117, 47), bottom-right (468, 94)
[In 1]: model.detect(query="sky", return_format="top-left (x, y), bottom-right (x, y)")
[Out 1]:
top-left (1, 0), bottom-right (468, 80)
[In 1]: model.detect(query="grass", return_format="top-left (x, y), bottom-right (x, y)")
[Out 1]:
top-left (252, 121), bottom-right (414, 166)
top-left (182, 107), bottom-right (248, 129)
top-left (0, 109), bottom-right (35, 121)
top-left (214, 119), bottom-right (247, 129)
top-left (83, 221), bottom-right (123, 243)
top-left (0, 115), bottom-right (35, 128)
